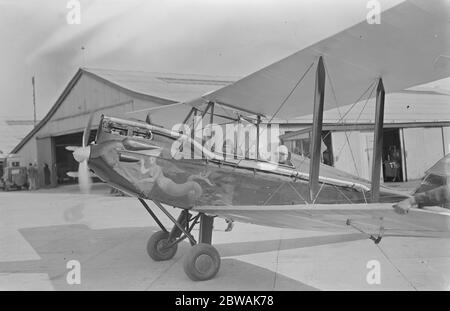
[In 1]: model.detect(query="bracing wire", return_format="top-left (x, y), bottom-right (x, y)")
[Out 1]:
top-left (376, 243), bottom-right (418, 290)
top-left (323, 59), bottom-right (365, 177)
top-left (232, 61), bottom-right (316, 167)
top-left (334, 82), bottom-right (377, 172)
top-left (269, 62), bottom-right (316, 124)
top-left (292, 64), bottom-right (378, 176)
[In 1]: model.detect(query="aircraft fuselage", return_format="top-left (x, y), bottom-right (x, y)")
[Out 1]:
top-left (87, 116), bottom-right (407, 209)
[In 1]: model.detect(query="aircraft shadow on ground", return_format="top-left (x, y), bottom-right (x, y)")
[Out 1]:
top-left (0, 224), bottom-right (368, 290)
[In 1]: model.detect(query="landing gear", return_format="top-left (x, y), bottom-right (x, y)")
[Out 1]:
top-left (147, 231), bottom-right (178, 261)
top-left (139, 199), bottom-right (221, 281)
top-left (145, 207), bottom-right (194, 261)
top-left (183, 243), bottom-right (220, 281)
top-left (183, 213), bottom-right (220, 281)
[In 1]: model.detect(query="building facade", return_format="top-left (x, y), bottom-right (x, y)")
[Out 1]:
top-left (280, 89), bottom-right (450, 182)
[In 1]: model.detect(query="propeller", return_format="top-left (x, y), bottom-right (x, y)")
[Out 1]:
top-left (66, 113), bottom-right (94, 194)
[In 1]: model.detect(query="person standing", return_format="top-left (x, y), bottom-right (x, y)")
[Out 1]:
top-left (43, 163), bottom-right (51, 187)
top-left (32, 162), bottom-right (39, 190)
top-left (26, 163), bottom-right (33, 190)
top-left (31, 163), bottom-right (38, 190)
top-left (385, 145), bottom-right (401, 182)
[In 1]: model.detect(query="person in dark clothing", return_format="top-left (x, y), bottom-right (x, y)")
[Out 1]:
top-left (26, 163), bottom-right (33, 190)
top-left (384, 145), bottom-right (401, 182)
top-left (393, 185), bottom-right (450, 214)
top-left (43, 163), bottom-right (51, 186)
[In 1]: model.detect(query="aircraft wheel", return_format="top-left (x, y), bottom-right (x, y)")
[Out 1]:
top-left (183, 243), bottom-right (220, 281)
top-left (147, 231), bottom-right (177, 261)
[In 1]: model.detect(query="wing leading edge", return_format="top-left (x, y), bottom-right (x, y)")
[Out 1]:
top-left (193, 203), bottom-right (450, 239)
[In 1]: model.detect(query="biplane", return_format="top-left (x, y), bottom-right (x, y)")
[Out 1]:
top-left (67, 0), bottom-right (450, 281)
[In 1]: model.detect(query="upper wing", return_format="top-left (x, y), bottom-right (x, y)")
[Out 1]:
top-left (191, 0), bottom-right (449, 119)
top-left (193, 203), bottom-right (450, 238)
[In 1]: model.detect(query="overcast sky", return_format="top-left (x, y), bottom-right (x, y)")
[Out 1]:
top-left (0, 0), bottom-right (447, 120)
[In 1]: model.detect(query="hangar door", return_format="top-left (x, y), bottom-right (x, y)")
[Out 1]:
top-left (403, 128), bottom-right (444, 180)
top-left (332, 130), bottom-right (402, 182)
top-left (54, 131), bottom-right (97, 185)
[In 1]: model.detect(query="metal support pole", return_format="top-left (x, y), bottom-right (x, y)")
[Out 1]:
top-left (32, 76), bottom-right (37, 126)
top-left (201, 102), bottom-right (212, 119)
top-left (256, 115), bottom-right (261, 159)
top-left (169, 209), bottom-right (191, 240)
top-left (209, 102), bottom-right (215, 125)
top-left (152, 200), bottom-right (197, 245)
top-left (309, 56), bottom-right (326, 202)
top-left (138, 198), bottom-right (167, 232)
top-left (199, 213), bottom-right (214, 244)
top-left (191, 108), bottom-right (198, 159)
top-left (182, 107), bottom-right (195, 125)
top-left (371, 78), bottom-right (385, 202)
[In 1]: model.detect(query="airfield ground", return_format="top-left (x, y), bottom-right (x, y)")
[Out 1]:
top-left (1, 183), bottom-right (449, 291)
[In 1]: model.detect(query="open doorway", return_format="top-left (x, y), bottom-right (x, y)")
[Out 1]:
top-left (54, 130), bottom-right (97, 185)
top-left (382, 128), bottom-right (403, 182)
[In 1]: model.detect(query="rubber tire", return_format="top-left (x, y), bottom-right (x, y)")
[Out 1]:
top-left (147, 231), bottom-right (178, 261)
top-left (183, 243), bottom-right (221, 281)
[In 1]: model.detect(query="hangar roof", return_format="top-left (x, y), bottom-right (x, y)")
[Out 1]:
top-left (11, 68), bottom-right (238, 153)
top-left (84, 68), bottom-right (237, 102)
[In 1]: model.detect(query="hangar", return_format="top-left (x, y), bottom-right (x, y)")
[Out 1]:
top-left (11, 68), bottom-right (236, 187)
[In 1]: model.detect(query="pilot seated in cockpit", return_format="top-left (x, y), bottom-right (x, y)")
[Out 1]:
top-left (277, 145), bottom-right (293, 167)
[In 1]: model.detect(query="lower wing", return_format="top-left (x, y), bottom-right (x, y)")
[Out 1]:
top-left (193, 203), bottom-right (450, 239)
